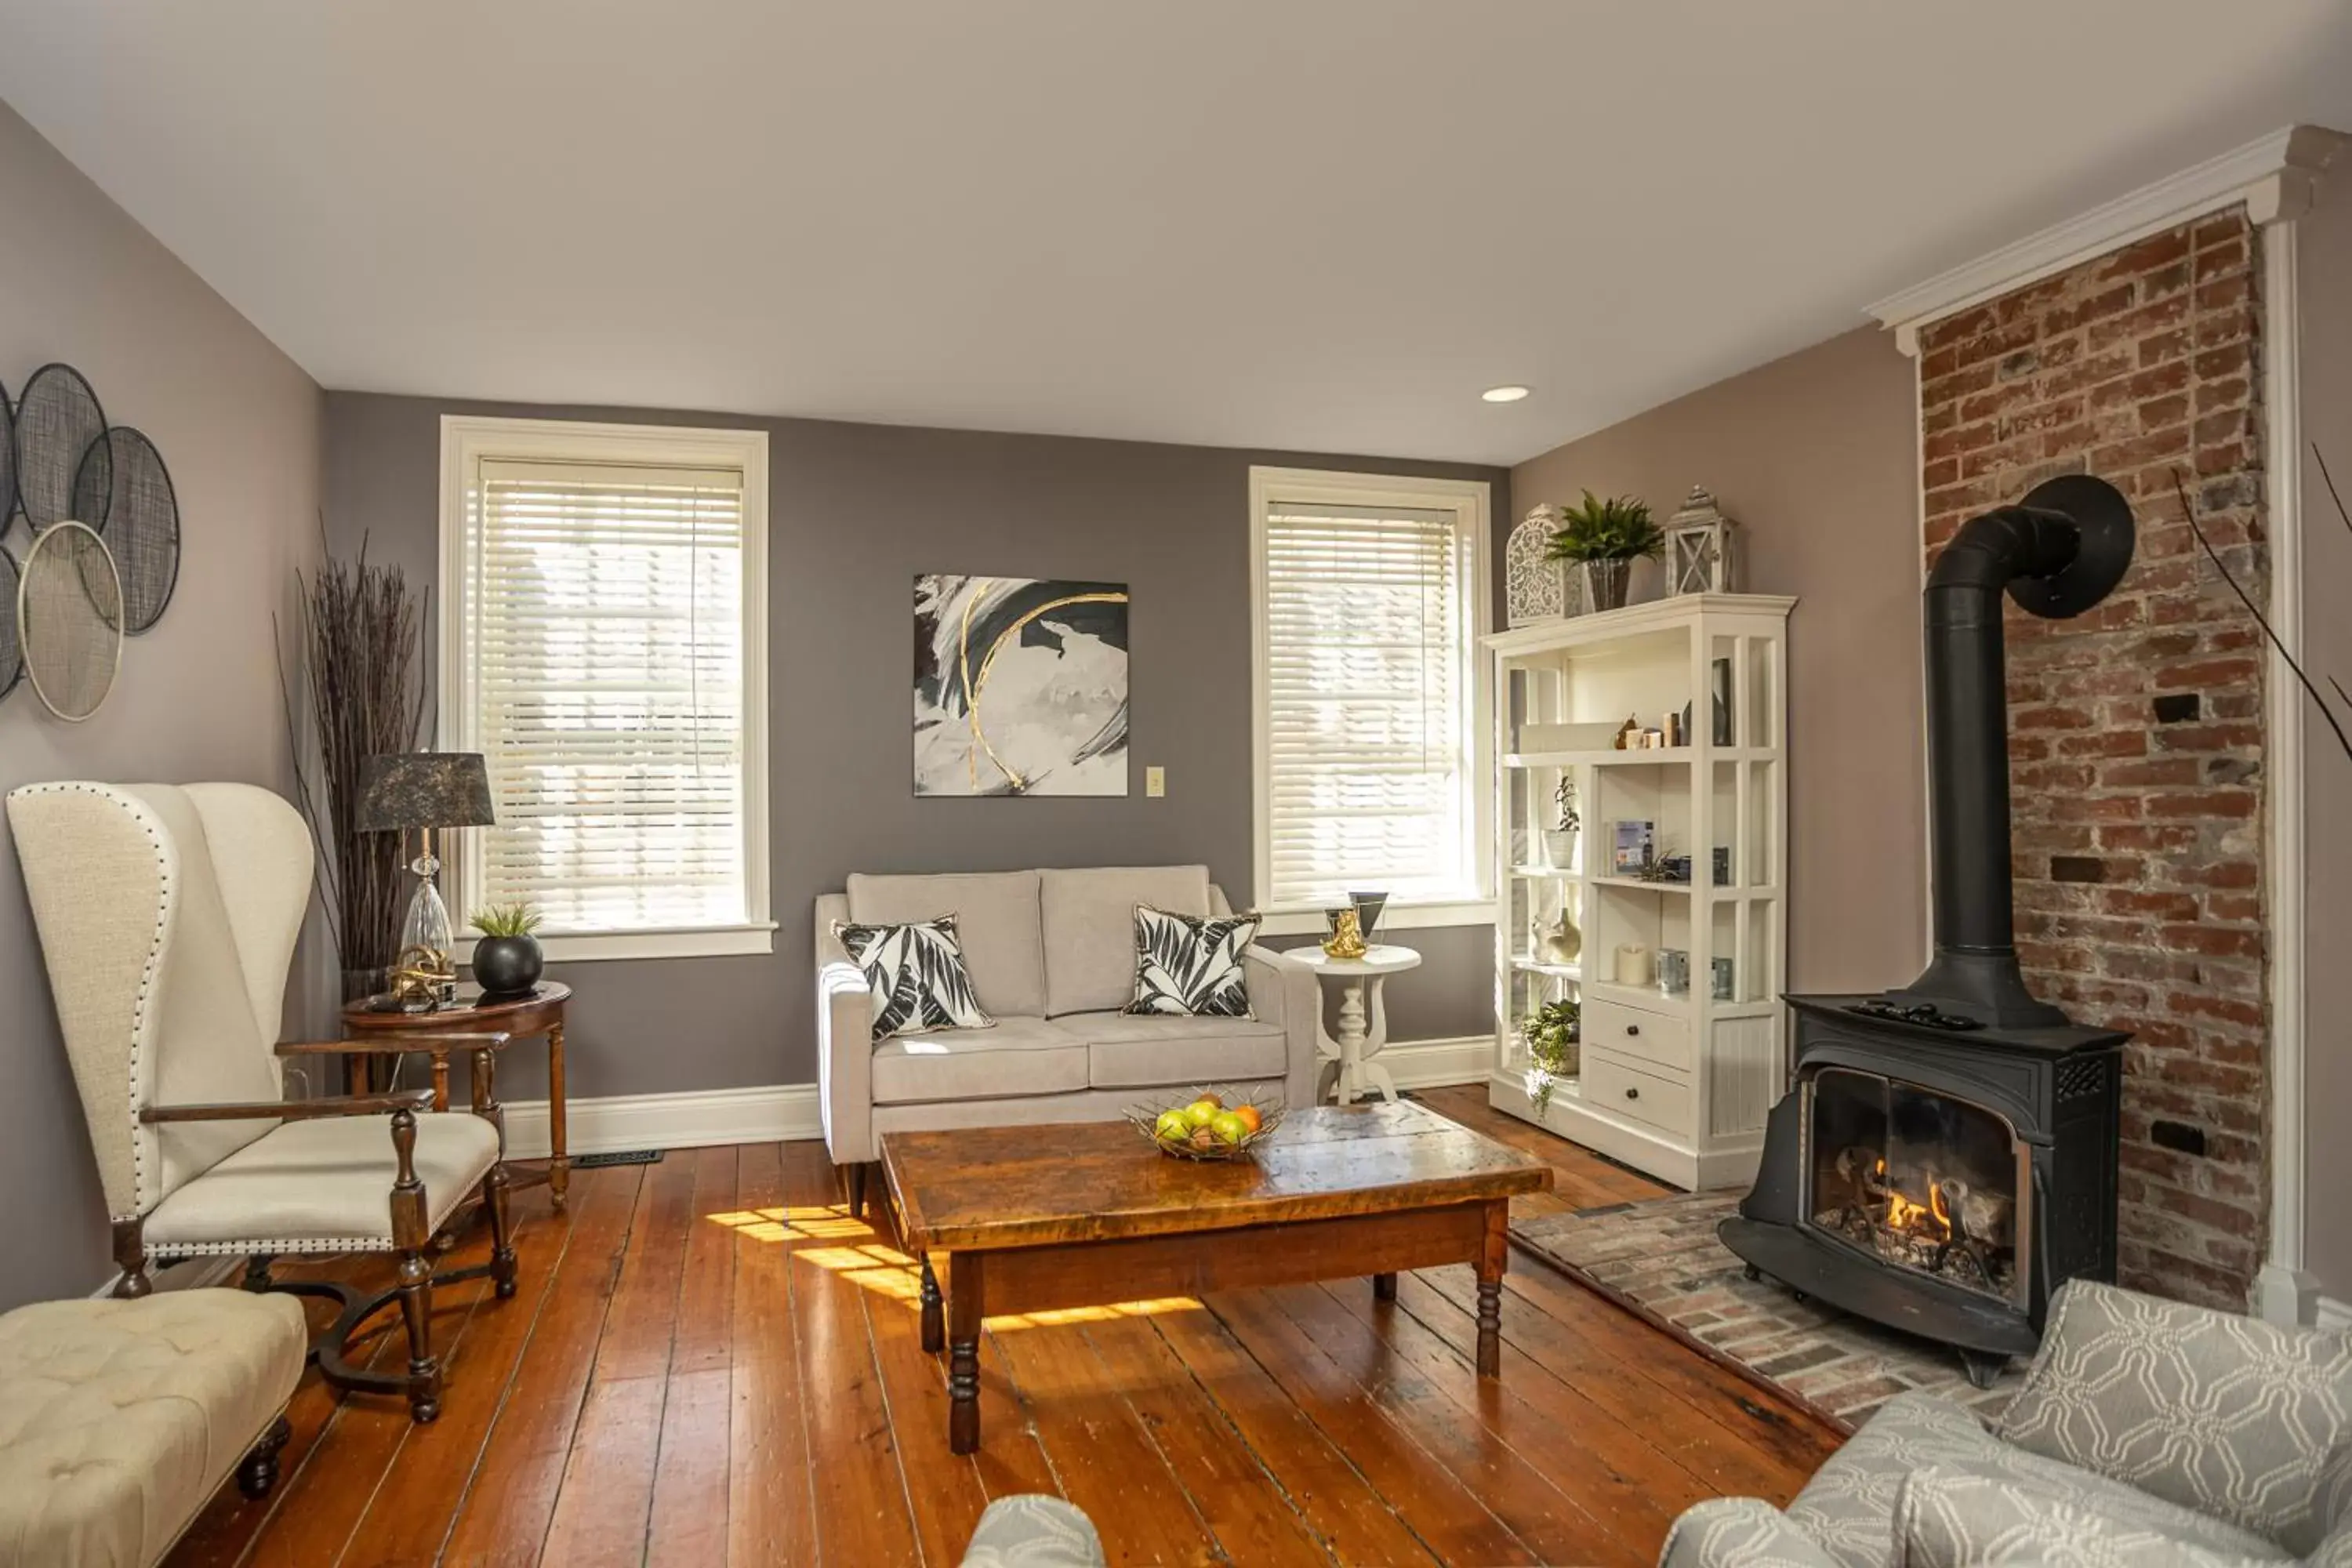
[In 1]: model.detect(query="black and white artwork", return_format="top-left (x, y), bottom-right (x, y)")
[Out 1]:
top-left (913, 573), bottom-right (1130, 796)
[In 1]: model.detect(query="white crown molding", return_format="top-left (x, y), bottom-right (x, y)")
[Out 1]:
top-left (1873, 124), bottom-right (2350, 355)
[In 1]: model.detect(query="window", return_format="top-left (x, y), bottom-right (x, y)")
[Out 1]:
top-left (441, 417), bottom-right (771, 960)
top-left (1250, 467), bottom-right (1492, 934)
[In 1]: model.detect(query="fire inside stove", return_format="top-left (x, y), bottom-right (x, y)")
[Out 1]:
top-left (1806, 1067), bottom-right (2023, 1304)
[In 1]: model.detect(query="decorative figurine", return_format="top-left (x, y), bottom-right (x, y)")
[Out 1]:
top-left (1321, 907), bottom-right (1369, 960)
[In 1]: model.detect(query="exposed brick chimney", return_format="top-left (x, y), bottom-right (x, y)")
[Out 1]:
top-left (1913, 209), bottom-right (2268, 1311)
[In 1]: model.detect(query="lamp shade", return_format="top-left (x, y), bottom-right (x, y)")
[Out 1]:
top-left (355, 752), bottom-right (495, 833)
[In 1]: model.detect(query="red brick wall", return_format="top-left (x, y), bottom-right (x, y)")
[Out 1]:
top-left (1915, 209), bottom-right (2268, 1311)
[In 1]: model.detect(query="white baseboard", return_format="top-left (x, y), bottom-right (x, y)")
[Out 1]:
top-left (503, 1082), bottom-right (821, 1160)
top-left (498, 1041), bottom-right (1491, 1163)
top-left (1379, 1036), bottom-right (1494, 1091)
top-left (2318, 1296), bottom-right (2351, 1334)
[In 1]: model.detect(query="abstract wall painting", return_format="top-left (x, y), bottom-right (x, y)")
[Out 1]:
top-left (913, 574), bottom-right (1130, 796)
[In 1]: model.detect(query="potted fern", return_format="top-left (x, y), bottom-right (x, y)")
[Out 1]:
top-left (1544, 491), bottom-right (1664, 612)
top-left (1520, 997), bottom-right (1581, 1116)
top-left (469, 902), bottom-right (545, 997)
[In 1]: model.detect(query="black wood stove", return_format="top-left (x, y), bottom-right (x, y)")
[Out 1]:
top-left (1722, 475), bottom-right (2132, 1388)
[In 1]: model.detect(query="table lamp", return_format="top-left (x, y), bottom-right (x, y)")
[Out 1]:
top-left (357, 751), bottom-right (495, 1011)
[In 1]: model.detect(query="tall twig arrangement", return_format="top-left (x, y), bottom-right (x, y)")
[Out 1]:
top-left (2171, 451), bottom-right (2352, 764)
top-left (276, 536), bottom-right (430, 993)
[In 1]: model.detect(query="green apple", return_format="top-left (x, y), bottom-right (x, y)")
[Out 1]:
top-left (1182, 1099), bottom-right (1221, 1130)
top-left (1154, 1109), bottom-right (1191, 1143)
top-left (1209, 1110), bottom-right (1250, 1145)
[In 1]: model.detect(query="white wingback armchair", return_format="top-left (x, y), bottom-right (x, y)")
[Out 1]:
top-left (7, 781), bottom-right (518, 1423)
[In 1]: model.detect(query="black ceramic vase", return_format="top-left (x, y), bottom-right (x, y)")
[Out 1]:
top-left (472, 935), bottom-right (544, 997)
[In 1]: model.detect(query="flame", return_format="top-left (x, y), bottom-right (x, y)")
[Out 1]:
top-left (1884, 1176), bottom-right (1953, 1238)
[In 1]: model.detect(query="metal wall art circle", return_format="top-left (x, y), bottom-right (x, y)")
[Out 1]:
top-left (13, 364), bottom-right (108, 532)
top-left (0, 546), bottom-right (21, 699)
top-left (0, 376), bottom-right (16, 526)
top-left (16, 519), bottom-right (123, 721)
top-left (78, 426), bottom-right (179, 633)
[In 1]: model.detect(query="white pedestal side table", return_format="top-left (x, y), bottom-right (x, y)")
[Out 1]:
top-left (1291, 944), bottom-right (1422, 1105)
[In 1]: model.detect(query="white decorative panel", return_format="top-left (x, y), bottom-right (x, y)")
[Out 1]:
top-left (1709, 1015), bottom-right (1779, 1138)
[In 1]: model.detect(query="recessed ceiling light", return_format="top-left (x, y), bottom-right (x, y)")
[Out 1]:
top-left (1482, 385), bottom-right (1531, 403)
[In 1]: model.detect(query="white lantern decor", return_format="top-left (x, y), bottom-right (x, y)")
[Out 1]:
top-left (1665, 485), bottom-right (1740, 595)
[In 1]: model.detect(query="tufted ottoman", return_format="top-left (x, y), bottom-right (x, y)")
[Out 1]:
top-left (0, 1289), bottom-right (308, 1568)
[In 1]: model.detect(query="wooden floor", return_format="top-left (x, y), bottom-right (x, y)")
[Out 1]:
top-left (166, 1084), bottom-right (1839, 1567)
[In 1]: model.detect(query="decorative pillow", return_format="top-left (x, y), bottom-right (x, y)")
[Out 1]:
top-left (1123, 905), bottom-right (1260, 1018)
top-left (1996, 1279), bottom-right (2352, 1555)
top-left (832, 915), bottom-right (995, 1041)
top-left (1893, 1466), bottom-right (2282, 1568)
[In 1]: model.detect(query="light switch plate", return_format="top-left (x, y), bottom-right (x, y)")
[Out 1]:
top-left (1145, 765), bottom-right (1166, 797)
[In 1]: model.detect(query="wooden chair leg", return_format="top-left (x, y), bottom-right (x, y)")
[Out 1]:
top-left (396, 1249), bottom-right (441, 1423)
top-left (483, 1166), bottom-right (517, 1299)
top-left (237, 1415), bottom-right (292, 1499)
top-left (111, 1219), bottom-right (151, 1299)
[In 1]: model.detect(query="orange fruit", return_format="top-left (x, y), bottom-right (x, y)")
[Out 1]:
top-left (1232, 1104), bottom-right (1262, 1134)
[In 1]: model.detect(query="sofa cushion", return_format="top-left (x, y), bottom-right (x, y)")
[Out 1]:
top-left (1996, 1279), bottom-right (2352, 1554)
top-left (833, 915), bottom-right (996, 1040)
top-left (1040, 866), bottom-right (1210, 1017)
top-left (849, 871), bottom-right (1046, 1018)
top-left (871, 1016), bottom-right (1089, 1105)
top-left (1059, 1010), bottom-right (1287, 1091)
top-left (1788, 1391), bottom-right (2285, 1568)
top-left (0, 1290), bottom-right (307, 1568)
top-left (1893, 1466), bottom-right (2287, 1567)
top-left (1123, 906), bottom-right (1260, 1018)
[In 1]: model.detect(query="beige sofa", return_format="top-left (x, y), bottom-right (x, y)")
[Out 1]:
top-left (816, 866), bottom-right (1319, 1188)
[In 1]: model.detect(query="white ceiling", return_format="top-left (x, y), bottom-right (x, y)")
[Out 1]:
top-left (3, 2), bottom-right (2350, 466)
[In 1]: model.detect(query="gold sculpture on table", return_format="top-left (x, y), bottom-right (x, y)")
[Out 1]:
top-left (1321, 908), bottom-right (1368, 960)
top-left (388, 942), bottom-right (456, 1011)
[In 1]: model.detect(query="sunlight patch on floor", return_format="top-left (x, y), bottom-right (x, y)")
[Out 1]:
top-left (702, 1206), bottom-right (1203, 1328)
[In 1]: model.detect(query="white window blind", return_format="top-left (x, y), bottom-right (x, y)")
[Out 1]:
top-left (1259, 500), bottom-right (1478, 910)
top-left (460, 456), bottom-right (752, 938)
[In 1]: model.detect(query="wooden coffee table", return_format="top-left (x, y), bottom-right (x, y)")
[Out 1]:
top-left (881, 1099), bottom-right (1553, 1454)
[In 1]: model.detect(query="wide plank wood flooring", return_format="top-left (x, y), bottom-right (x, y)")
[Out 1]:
top-left (166, 1084), bottom-right (1838, 1567)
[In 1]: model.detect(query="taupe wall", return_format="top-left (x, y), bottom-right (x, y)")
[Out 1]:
top-left (2298, 180), bottom-right (2352, 1306)
top-left (0, 102), bottom-right (324, 1308)
top-left (1511, 326), bottom-right (1927, 994)
top-left (322, 394), bottom-right (1505, 1101)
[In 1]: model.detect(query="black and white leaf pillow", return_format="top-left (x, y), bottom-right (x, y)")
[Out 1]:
top-left (1124, 905), bottom-right (1261, 1018)
top-left (833, 914), bottom-right (995, 1040)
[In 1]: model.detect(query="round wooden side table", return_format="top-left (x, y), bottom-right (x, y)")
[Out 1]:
top-left (1290, 944), bottom-right (1421, 1105)
top-left (343, 981), bottom-right (574, 1207)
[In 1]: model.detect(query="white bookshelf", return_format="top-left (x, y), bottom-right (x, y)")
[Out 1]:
top-left (1485, 593), bottom-right (1794, 1190)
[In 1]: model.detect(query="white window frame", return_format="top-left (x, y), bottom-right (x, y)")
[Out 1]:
top-left (438, 415), bottom-right (774, 962)
top-left (1248, 466), bottom-right (1494, 936)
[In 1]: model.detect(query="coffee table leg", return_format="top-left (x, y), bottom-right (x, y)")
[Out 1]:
top-left (1475, 1199), bottom-right (1506, 1377)
top-left (1372, 1272), bottom-right (1397, 1301)
top-left (920, 1255), bottom-right (944, 1354)
top-left (949, 1252), bottom-right (984, 1454)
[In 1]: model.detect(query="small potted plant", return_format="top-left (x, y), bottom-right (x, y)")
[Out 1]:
top-left (469, 902), bottom-right (544, 997)
top-left (1521, 997), bottom-right (1581, 1116)
top-left (1543, 775), bottom-right (1580, 869)
top-left (1544, 491), bottom-right (1664, 612)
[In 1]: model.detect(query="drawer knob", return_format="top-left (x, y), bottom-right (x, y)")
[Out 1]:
top-left (1625, 1025), bottom-right (1641, 1036)
top-left (1624, 1087), bottom-right (1640, 1101)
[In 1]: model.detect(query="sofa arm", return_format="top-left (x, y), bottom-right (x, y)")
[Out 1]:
top-left (1998, 1278), bottom-right (2352, 1554)
top-left (1243, 944), bottom-right (1321, 1109)
top-left (1657, 1497), bottom-right (1841, 1568)
top-left (817, 960), bottom-right (877, 1165)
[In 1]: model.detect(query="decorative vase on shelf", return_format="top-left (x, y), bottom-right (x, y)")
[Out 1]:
top-left (1534, 909), bottom-right (1582, 967)
top-left (1541, 827), bottom-right (1578, 870)
top-left (1581, 559), bottom-right (1633, 612)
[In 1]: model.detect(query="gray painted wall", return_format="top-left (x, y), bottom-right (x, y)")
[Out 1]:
top-left (1512, 326), bottom-right (1929, 996)
top-left (322, 394), bottom-right (1506, 1101)
top-left (0, 102), bottom-right (323, 1308)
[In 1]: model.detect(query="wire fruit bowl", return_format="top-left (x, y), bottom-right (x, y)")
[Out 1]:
top-left (1124, 1086), bottom-right (1287, 1162)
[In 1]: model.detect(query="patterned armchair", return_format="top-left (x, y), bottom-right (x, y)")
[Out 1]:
top-left (1661, 1279), bottom-right (2352, 1567)
top-left (9, 782), bottom-right (517, 1423)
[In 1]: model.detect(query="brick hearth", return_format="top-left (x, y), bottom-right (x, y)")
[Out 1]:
top-left (1914, 209), bottom-right (2269, 1310)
